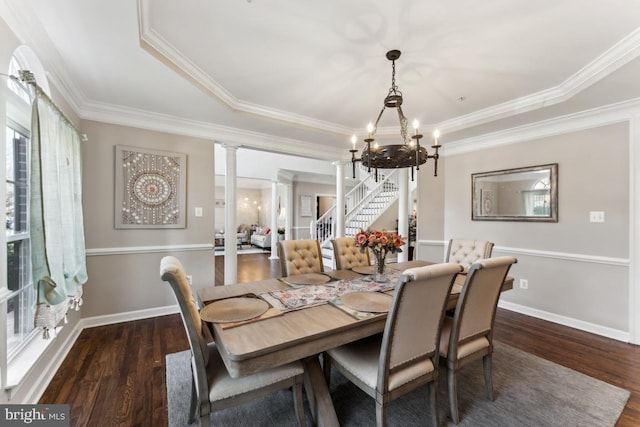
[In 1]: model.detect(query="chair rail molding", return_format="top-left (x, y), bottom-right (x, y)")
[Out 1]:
top-left (85, 243), bottom-right (214, 257)
top-left (416, 241), bottom-right (629, 267)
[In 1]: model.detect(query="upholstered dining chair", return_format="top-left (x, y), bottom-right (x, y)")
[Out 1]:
top-left (445, 238), bottom-right (494, 271)
top-left (160, 256), bottom-right (306, 426)
top-left (323, 262), bottom-right (464, 427)
top-left (331, 236), bottom-right (370, 270)
top-left (278, 239), bottom-right (324, 277)
top-left (439, 256), bottom-right (518, 424)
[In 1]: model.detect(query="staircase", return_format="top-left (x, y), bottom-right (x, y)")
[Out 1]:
top-left (313, 168), bottom-right (400, 269)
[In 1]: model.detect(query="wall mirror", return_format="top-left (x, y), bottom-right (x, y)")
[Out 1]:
top-left (472, 163), bottom-right (558, 222)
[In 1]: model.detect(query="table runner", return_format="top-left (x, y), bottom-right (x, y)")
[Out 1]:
top-left (263, 271), bottom-right (402, 311)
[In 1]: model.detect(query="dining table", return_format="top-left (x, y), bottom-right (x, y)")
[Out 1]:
top-left (197, 260), bottom-right (513, 426)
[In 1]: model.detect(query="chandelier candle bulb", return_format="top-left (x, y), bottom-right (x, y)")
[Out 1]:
top-left (351, 134), bottom-right (357, 150)
top-left (413, 119), bottom-right (420, 135)
top-left (433, 129), bottom-right (440, 146)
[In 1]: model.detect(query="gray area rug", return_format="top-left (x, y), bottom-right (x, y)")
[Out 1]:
top-left (166, 341), bottom-right (629, 426)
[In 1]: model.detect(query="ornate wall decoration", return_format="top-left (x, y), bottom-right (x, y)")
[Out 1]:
top-left (114, 145), bottom-right (187, 228)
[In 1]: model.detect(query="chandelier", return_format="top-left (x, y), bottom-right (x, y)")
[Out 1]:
top-left (349, 49), bottom-right (440, 181)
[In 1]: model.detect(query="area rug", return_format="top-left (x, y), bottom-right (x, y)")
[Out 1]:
top-left (166, 341), bottom-right (629, 426)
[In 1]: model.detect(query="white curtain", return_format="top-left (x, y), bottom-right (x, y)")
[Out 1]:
top-left (30, 90), bottom-right (88, 337)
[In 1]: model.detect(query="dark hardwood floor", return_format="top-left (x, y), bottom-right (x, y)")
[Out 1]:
top-left (40, 253), bottom-right (640, 426)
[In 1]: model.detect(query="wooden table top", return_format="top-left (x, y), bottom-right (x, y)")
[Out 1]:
top-left (197, 260), bottom-right (513, 378)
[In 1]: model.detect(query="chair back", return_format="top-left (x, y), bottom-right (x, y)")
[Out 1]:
top-left (446, 238), bottom-right (494, 269)
top-left (378, 262), bottom-right (463, 391)
top-left (160, 256), bottom-right (210, 408)
top-left (278, 239), bottom-right (324, 277)
top-left (450, 256), bottom-right (517, 353)
top-left (331, 237), bottom-right (370, 270)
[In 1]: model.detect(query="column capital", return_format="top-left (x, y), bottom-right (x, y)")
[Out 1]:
top-left (221, 142), bottom-right (240, 150)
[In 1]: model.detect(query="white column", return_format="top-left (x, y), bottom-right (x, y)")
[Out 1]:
top-left (270, 180), bottom-right (279, 259)
top-left (286, 183), bottom-right (294, 239)
top-left (397, 168), bottom-right (409, 262)
top-left (223, 143), bottom-right (238, 285)
top-left (334, 161), bottom-right (346, 238)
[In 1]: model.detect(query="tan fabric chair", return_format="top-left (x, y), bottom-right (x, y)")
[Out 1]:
top-left (278, 239), bottom-right (324, 277)
top-left (323, 263), bottom-right (464, 427)
top-left (331, 236), bottom-right (370, 270)
top-left (446, 239), bottom-right (494, 271)
top-left (160, 256), bottom-right (305, 426)
top-left (439, 256), bottom-right (518, 424)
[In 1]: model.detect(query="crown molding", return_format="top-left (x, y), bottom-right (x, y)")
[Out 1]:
top-left (437, 27), bottom-right (640, 134)
top-left (443, 97), bottom-right (640, 156)
top-left (6, 0), bottom-right (640, 161)
top-left (137, 0), bottom-right (351, 136)
top-left (80, 99), bottom-right (346, 161)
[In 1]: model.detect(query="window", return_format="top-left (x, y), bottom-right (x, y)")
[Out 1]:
top-left (5, 57), bottom-right (36, 359)
top-left (531, 178), bottom-right (551, 216)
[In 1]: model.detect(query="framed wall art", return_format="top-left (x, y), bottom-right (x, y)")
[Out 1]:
top-left (114, 145), bottom-right (187, 228)
top-left (300, 195), bottom-right (312, 217)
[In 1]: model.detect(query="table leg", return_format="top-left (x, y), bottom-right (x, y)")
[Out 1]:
top-left (303, 356), bottom-right (339, 427)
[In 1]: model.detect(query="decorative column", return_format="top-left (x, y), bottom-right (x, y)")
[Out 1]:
top-left (334, 161), bottom-right (346, 238)
top-left (397, 168), bottom-right (409, 262)
top-left (270, 180), bottom-right (279, 259)
top-left (223, 143), bottom-right (238, 285)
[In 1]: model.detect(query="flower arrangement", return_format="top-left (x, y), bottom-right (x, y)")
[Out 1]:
top-left (354, 229), bottom-right (405, 280)
top-left (354, 229), bottom-right (405, 255)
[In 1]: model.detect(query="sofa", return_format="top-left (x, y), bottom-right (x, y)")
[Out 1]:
top-left (251, 227), bottom-right (272, 249)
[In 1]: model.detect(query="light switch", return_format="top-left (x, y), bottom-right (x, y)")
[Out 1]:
top-left (589, 211), bottom-right (605, 223)
top-left (195, 207), bottom-right (203, 217)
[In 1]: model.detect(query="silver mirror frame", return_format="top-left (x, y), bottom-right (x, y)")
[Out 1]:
top-left (471, 163), bottom-right (558, 222)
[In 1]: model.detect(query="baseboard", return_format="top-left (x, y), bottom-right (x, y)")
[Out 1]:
top-left (498, 300), bottom-right (630, 342)
top-left (79, 305), bottom-right (180, 329)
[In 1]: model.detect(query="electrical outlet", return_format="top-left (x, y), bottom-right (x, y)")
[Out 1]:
top-left (519, 279), bottom-right (528, 289)
top-left (589, 211), bottom-right (605, 223)
top-left (187, 275), bottom-right (193, 286)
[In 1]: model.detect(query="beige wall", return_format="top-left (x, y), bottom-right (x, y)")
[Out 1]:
top-left (80, 120), bottom-right (216, 317)
top-left (417, 122), bottom-right (629, 331)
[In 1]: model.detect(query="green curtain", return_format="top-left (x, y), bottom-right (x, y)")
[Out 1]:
top-left (30, 90), bottom-right (88, 337)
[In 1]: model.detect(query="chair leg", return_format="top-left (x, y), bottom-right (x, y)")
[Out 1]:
top-left (483, 353), bottom-right (494, 401)
top-left (448, 367), bottom-right (460, 424)
top-left (188, 375), bottom-right (198, 424)
top-left (428, 379), bottom-right (439, 426)
top-left (375, 401), bottom-right (388, 427)
top-left (292, 380), bottom-right (306, 427)
top-left (322, 353), bottom-right (332, 388)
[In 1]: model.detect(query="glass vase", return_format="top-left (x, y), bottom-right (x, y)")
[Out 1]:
top-left (374, 250), bottom-right (387, 282)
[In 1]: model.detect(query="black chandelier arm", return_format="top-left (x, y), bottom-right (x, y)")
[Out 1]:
top-left (350, 148), bottom-right (360, 179)
top-left (428, 145), bottom-right (440, 177)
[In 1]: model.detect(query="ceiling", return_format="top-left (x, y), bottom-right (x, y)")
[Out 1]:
top-left (3, 0), bottom-right (640, 162)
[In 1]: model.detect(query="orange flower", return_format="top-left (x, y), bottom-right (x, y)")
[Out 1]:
top-left (353, 229), bottom-right (405, 254)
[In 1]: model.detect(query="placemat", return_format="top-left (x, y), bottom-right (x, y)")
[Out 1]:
top-left (341, 291), bottom-right (392, 313)
top-left (352, 265), bottom-right (376, 275)
top-left (281, 273), bottom-right (331, 286)
top-left (200, 297), bottom-right (269, 323)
